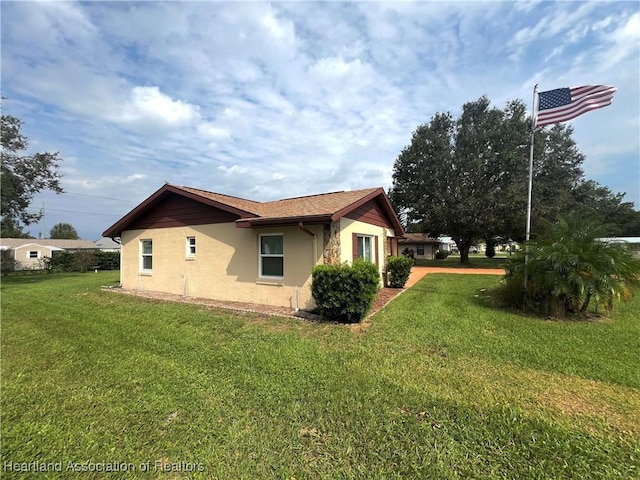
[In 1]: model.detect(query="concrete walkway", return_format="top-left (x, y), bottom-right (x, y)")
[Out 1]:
top-left (405, 266), bottom-right (505, 287)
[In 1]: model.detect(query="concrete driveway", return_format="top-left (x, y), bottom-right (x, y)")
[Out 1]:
top-left (405, 266), bottom-right (505, 287)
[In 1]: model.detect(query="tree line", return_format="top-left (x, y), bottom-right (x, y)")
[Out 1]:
top-left (2, 97), bottom-right (639, 261)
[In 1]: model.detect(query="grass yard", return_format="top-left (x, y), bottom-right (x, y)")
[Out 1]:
top-left (415, 254), bottom-right (509, 269)
top-left (1, 272), bottom-right (639, 479)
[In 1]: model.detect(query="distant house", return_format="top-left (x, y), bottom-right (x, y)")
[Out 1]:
top-left (398, 233), bottom-right (441, 259)
top-left (438, 236), bottom-right (458, 253)
top-left (94, 237), bottom-right (121, 252)
top-left (0, 238), bottom-right (98, 270)
top-left (103, 184), bottom-right (405, 310)
top-left (597, 237), bottom-right (640, 254)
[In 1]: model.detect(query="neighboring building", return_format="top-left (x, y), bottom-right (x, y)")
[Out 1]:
top-left (597, 237), bottom-right (640, 253)
top-left (438, 236), bottom-right (458, 253)
top-left (102, 184), bottom-right (405, 310)
top-left (398, 233), bottom-right (441, 259)
top-left (94, 237), bottom-right (121, 252)
top-left (0, 238), bottom-right (98, 270)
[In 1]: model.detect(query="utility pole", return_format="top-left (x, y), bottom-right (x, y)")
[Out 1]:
top-left (40, 202), bottom-right (45, 239)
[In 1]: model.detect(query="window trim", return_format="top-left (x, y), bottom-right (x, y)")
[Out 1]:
top-left (357, 234), bottom-right (374, 262)
top-left (416, 244), bottom-right (425, 256)
top-left (352, 233), bottom-right (379, 267)
top-left (140, 239), bottom-right (153, 273)
top-left (258, 233), bottom-right (284, 279)
top-left (27, 250), bottom-right (40, 259)
top-left (186, 236), bottom-right (196, 258)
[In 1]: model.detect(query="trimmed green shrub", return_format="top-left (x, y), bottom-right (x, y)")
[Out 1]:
top-left (435, 250), bottom-right (449, 260)
top-left (485, 242), bottom-right (496, 258)
top-left (386, 256), bottom-right (413, 288)
top-left (95, 251), bottom-right (120, 270)
top-left (401, 247), bottom-right (415, 259)
top-left (48, 250), bottom-right (119, 272)
top-left (311, 259), bottom-right (380, 323)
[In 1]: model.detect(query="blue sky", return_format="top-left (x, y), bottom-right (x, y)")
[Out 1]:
top-left (2, 1), bottom-right (638, 240)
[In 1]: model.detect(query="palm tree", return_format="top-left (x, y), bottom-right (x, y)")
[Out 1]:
top-left (495, 216), bottom-right (640, 318)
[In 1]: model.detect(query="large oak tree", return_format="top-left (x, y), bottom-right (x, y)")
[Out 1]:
top-left (1, 113), bottom-right (63, 237)
top-left (390, 96), bottom-right (589, 262)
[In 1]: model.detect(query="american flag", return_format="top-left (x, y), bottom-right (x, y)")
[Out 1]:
top-left (536, 85), bottom-right (617, 128)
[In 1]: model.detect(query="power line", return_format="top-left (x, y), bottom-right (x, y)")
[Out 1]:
top-left (27, 207), bottom-right (123, 217)
top-left (61, 191), bottom-right (138, 203)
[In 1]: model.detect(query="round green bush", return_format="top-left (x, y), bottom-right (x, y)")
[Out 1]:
top-left (311, 259), bottom-right (380, 323)
top-left (435, 250), bottom-right (449, 260)
top-left (386, 256), bottom-right (413, 288)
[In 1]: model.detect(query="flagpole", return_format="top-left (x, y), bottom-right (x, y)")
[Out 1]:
top-left (524, 84), bottom-right (538, 289)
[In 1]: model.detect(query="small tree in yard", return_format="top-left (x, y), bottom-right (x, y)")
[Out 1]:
top-left (493, 216), bottom-right (640, 318)
top-left (311, 260), bottom-right (380, 323)
top-left (485, 241), bottom-right (496, 258)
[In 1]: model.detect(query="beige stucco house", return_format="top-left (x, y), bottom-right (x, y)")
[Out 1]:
top-left (103, 184), bottom-right (405, 310)
top-left (398, 233), bottom-right (441, 260)
top-left (0, 239), bottom-right (98, 270)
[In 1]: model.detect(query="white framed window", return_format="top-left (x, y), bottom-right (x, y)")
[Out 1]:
top-left (417, 245), bottom-right (425, 256)
top-left (357, 235), bottom-right (374, 262)
top-left (186, 236), bottom-right (196, 258)
top-left (259, 234), bottom-right (284, 278)
top-left (28, 251), bottom-right (40, 259)
top-left (140, 239), bottom-right (153, 272)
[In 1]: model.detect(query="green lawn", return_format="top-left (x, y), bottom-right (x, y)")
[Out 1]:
top-left (2, 272), bottom-right (639, 479)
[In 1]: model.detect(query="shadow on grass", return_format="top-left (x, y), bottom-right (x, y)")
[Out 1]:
top-left (1, 271), bottom-right (120, 289)
top-left (415, 256), bottom-right (509, 269)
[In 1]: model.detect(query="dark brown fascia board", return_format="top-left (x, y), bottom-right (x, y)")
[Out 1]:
top-left (331, 188), bottom-right (405, 235)
top-left (236, 215), bottom-right (331, 228)
top-left (398, 238), bottom-right (440, 244)
top-left (102, 184), bottom-right (258, 237)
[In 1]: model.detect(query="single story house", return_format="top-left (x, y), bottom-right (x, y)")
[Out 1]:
top-left (398, 233), bottom-right (441, 259)
top-left (103, 184), bottom-right (405, 310)
top-left (94, 237), bottom-right (121, 252)
top-left (438, 236), bottom-right (458, 253)
top-left (0, 238), bottom-right (99, 270)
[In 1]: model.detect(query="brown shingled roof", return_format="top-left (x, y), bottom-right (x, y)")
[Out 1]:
top-left (103, 184), bottom-right (404, 237)
top-left (260, 188), bottom-right (382, 218)
top-left (178, 186), bottom-right (264, 216)
top-left (399, 233), bottom-right (440, 244)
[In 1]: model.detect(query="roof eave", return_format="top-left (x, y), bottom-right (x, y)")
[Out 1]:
top-left (331, 188), bottom-right (405, 235)
top-left (236, 214), bottom-right (332, 228)
top-left (102, 184), bottom-right (259, 237)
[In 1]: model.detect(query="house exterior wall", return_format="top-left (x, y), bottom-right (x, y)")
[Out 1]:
top-left (121, 223), bottom-right (323, 309)
top-left (399, 243), bottom-right (438, 260)
top-left (13, 244), bottom-right (54, 270)
top-left (338, 218), bottom-right (395, 272)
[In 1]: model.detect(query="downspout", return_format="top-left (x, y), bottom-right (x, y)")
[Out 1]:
top-left (298, 222), bottom-right (317, 265)
top-left (110, 236), bottom-right (123, 287)
top-left (298, 222), bottom-right (317, 312)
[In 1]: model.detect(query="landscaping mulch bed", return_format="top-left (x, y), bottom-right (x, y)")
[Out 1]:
top-left (105, 285), bottom-right (405, 320)
top-left (369, 287), bottom-right (405, 315)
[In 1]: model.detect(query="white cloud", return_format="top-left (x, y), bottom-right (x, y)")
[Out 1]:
top-left (120, 86), bottom-right (200, 126)
top-left (1, 0), bottom-right (637, 238)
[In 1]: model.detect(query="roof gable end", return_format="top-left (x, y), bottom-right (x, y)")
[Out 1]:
top-left (102, 184), bottom-right (260, 237)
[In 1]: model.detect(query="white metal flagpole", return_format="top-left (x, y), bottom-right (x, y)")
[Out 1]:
top-left (526, 84), bottom-right (538, 244)
top-left (524, 84), bottom-right (538, 289)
